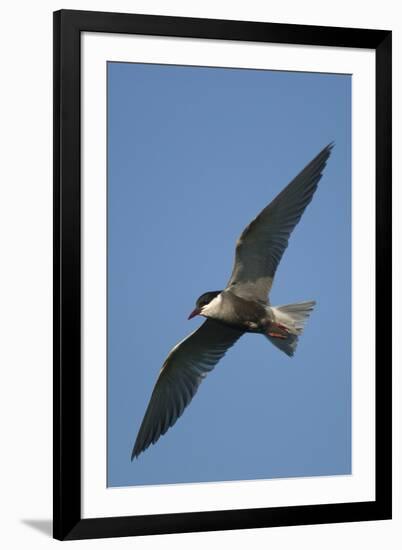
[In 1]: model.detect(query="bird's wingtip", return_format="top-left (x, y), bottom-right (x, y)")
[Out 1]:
top-left (131, 446), bottom-right (140, 461)
top-left (131, 440), bottom-right (149, 460)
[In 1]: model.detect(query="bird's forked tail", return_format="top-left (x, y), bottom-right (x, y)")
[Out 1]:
top-left (266, 300), bottom-right (316, 357)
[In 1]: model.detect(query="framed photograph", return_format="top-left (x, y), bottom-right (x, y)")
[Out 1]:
top-left (53, 9), bottom-right (392, 541)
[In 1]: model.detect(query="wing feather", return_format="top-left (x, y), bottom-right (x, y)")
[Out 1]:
top-left (131, 319), bottom-right (243, 459)
top-left (227, 144), bottom-right (333, 302)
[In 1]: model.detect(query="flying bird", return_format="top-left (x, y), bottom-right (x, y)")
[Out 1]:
top-left (131, 143), bottom-right (333, 459)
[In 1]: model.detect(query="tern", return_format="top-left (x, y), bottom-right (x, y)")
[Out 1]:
top-left (131, 143), bottom-right (333, 459)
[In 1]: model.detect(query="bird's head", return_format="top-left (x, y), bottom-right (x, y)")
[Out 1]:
top-left (188, 291), bottom-right (222, 320)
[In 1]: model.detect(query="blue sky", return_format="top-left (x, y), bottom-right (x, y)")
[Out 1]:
top-left (107, 62), bottom-right (351, 487)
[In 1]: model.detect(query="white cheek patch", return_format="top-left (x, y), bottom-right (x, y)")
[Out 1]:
top-left (202, 294), bottom-right (222, 316)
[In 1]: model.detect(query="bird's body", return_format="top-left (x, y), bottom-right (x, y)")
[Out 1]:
top-left (195, 289), bottom-right (315, 352)
top-left (131, 143), bottom-right (333, 459)
top-left (200, 289), bottom-right (270, 331)
top-left (197, 289), bottom-right (293, 335)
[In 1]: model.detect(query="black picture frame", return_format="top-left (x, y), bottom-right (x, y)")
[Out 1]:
top-left (53, 9), bottom-right (392, 541)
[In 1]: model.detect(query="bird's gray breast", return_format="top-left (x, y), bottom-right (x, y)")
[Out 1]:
top-left (202, 290), bottom-right (270, 332)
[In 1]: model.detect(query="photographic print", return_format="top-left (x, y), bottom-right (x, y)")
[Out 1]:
top-left (54, 9), bottom-right (391, 540)
top-left (107, 62), bottom-right (351, 488)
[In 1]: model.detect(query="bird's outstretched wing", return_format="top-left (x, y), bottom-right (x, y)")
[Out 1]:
top-left (131, 319), bottom-right (243, 459)
top-left (226, 143), bottom-right (333, 303)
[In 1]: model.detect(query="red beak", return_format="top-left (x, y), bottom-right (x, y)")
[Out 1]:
top-left (188, 308), bottom-right (200, 320)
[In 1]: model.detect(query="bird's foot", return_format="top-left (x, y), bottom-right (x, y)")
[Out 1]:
top-left (267, 331), bottom-right (287, 339)
top-left (267, 322), bottom-right (290, 339)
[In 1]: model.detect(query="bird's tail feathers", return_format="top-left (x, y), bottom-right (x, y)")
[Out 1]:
top-left (266, 300), bottom-right (316, 357)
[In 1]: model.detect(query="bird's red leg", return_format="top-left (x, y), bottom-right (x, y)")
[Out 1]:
top-left (267, 322), bottom-right (289, 339)
top-left (267, 331), bottom-right (287, 339)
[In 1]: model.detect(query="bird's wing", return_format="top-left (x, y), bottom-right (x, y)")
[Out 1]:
top-left (226, 143), bottom-right (333, 302)
top-left (131, 319), bottom-right (243, 459)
